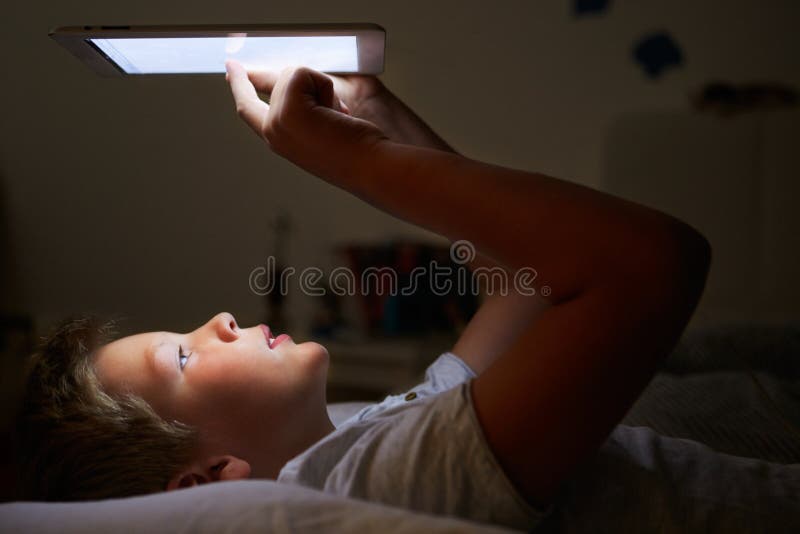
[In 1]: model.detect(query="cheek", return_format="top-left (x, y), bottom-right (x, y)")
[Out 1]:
top-left (189, 349), bottom-right (298, 406)
top-left (195, 352), bottom-right (271, 391)
top-left (178, 364), bottom-right (267, 430)
top-left (183, 343), bottom-right (327, 410)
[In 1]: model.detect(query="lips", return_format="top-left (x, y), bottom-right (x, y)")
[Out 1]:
top-left (271, 334), bottom-right (290, 348)
top-left (260, 324), bottom-right (291, 349)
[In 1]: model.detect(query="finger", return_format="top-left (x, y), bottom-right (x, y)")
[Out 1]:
top-left (310, 69), bottom-right (336, 109)
top-left (247, 69), bottom-right (280, 94)
top-left (256, 66), bottom-right (347, 114)
top-left (316, 74), bottom-right (350, 114)
top-left (225, 60), bottom-right (270, 135)
top-left (326, 76), bottom-right (355, 115)
top-left (289, 67), bottom-right (340, 113)
top-left (325, 73), bottom-right (354, 102)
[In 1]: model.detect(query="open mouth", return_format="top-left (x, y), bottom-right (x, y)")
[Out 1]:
top-left (260, 324), bottom-right (291, 349)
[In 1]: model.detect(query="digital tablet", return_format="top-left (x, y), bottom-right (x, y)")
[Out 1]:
top-left (49, 23), bottom-right (386, 76)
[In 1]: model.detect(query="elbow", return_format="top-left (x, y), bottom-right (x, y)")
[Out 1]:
top-left (644, 219), bottom-right (713, 313)
top-left (670, 220), bottom-right (711, 295)
top-left (682, 224), bottom-right (712, 292)
top-left (611, 214), bottom-right (712, 312)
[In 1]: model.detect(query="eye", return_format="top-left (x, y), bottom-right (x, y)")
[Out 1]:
top-left (178, 345), bottom-right (192, 371)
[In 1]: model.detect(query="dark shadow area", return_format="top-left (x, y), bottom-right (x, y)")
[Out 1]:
top-left (0, 167), bottom-right (35, 502)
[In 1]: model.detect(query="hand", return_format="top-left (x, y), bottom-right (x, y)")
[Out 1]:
top-left (317, 72), bottom-right (388, 119)
top-left (225, 59), bottom-right (388, 182)
top-left (332, 74), bottom-right (457, 153)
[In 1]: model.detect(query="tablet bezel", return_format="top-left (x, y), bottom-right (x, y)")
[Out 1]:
top-left (49, 23), bottom-right (386, 76)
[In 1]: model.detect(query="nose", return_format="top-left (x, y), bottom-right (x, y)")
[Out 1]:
top-left (204, 312), bottom-right (239, 342)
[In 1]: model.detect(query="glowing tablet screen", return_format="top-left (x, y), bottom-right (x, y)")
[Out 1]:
top-left (88, 35), bottom-right (359, 74)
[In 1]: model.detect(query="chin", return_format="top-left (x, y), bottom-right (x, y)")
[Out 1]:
top-left (296, 341), bottom-right (330, 370)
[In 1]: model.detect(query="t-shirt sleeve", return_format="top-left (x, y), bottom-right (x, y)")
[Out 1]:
top-left (344, 352), bottom-right (477, 425)
top-left (411, 351), bottom-right (477, 397)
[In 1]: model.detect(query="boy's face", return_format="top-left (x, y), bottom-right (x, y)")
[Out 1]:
top-left (92, 312), bottom-right (330, 461)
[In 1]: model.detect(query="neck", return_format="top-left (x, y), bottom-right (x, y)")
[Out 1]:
top-left (250, 402), bottom-right (336, 479)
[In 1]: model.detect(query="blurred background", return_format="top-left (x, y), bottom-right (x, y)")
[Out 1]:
top-left (1, 0), bottom-right (799, 411)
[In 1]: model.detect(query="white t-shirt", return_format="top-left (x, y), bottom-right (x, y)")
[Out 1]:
top-left (278, 352), bottom-right (546, 531)
top-left (279, 353), bottom-right (800, 532)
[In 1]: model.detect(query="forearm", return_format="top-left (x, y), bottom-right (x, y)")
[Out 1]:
top-left (447, 253), bottom-right (549, 373)
top-left (348, 141), bottom-right (699, 304)
top-left (454, 290), bottom-right (550, 374)
top-left (358, 92), bottom-right (554, 369)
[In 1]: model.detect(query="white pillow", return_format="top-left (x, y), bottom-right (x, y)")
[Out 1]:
top-left (0, 479), bottom-right (512, 533)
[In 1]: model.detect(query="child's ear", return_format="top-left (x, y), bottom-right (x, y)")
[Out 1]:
top-left (166, 455), bottom-right (251, 491)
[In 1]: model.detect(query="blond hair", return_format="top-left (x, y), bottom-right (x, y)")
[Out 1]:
top-left (15, 316), bottom-right (199, 501)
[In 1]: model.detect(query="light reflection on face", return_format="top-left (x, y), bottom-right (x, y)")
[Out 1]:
top-left (92, 312), bottom-right (330, 460)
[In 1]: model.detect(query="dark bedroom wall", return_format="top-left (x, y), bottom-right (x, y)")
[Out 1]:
top-left (1, 0), bottom-right (798, 340)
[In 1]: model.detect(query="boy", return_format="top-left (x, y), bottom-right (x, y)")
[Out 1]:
top-left (17, 59), bottom-right (714, 531)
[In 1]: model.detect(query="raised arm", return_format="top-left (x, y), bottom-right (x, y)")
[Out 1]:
top-left (344, 134), bottom-right (710, 508)
top-left (225, 62), bottom-right (711, 508)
